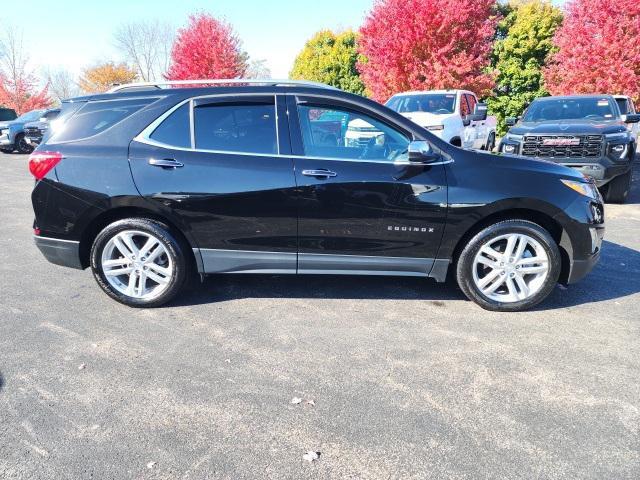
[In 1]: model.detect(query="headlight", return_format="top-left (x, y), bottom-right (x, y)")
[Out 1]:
top-left (609, 143), bottom-right (628, 159)
top-left (426, 125), bottom-right (444, 131)
top-left (0, 129), bottom-right (8, 136)
top-left (504, 133), bottom-right (523, 142)
top-left (561, 179), bottom-right (599, 199)
top-left (605, 132), bottom-right (628, 140)
top-left (503, 144), bottom-right (516, 153)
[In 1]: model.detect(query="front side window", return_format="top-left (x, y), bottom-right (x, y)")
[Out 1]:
top-left (615, 98), bottom-right (630, 115)
top-left (459, 96), bottom-right (471, 117)
top-left (297, 105), bottom-right (409, 162)
top-left (465, 94), bottom-right (477, 115)
top-left (193, 101), bottom-right (277, 154)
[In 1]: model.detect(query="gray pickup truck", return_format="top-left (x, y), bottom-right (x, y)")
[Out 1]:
top-left (499, 95), bottom-right (639, 203)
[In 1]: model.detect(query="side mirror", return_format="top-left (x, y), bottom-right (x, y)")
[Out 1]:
top-left (472, 103), bottom-right (488, 121)
top-left (408, 140), bottom-right (438, 162)
top-left (505, 117), bottom-right (517, 126)
top-left (624, 113), bottom-right (640, 124)
top-left (462, 117), bottom-right (471, 127)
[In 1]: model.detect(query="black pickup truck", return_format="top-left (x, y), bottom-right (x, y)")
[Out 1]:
top-left (499, 95), bottom-right (639, 203)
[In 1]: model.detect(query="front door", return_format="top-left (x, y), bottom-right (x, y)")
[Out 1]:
top-left (129, 94), bottom-right (299, 274)
top-left (287, 95), bottom-right (448, 276)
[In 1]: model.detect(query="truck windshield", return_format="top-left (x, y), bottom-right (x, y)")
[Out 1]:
top-left (523, 98), bottom-right (617, 122)
top-left (386, 94), bottom-right (456, 114)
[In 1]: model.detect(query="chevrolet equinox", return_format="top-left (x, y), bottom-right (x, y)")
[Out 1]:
top-left (30, 80), bottom-right (605, 311)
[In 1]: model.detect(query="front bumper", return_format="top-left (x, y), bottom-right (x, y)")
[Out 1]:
top-left (34, 235), bottom-right (83, 270)
top-left (0, 133), bottom-right (13, 146)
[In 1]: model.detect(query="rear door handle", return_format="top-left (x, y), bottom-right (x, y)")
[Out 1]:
top-left (149, 158), bottom-right (184, 169)
top-left (301, 169), bottom-right (337, 178)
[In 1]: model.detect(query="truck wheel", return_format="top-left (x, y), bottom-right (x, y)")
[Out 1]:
top-left (15, 134), bottom-right (33, 154)
top-left (450, 137), bottom-right (462, 147)
top-left (601, 170), bottom-right (631, 204)
top-left (456, 220), bottom-right (561, 312)
top-left (0, 148), bottom-right (13, 154)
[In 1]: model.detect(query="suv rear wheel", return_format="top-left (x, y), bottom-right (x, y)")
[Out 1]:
top-left (456, 220), bottom-right (561, 312)
top-left (90, 218), bottom-right (188, 307)
top-left (601, 170), bottom-right (631, 204)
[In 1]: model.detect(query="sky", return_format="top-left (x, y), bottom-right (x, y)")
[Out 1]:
top-left (1, 0), bottom-right (374, 78)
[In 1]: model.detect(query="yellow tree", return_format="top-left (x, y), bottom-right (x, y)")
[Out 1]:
top-left (78, 62), bottom-right (138, 93)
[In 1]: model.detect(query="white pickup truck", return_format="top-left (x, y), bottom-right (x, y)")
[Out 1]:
top-left (384, 89), bottom-right (497, 151)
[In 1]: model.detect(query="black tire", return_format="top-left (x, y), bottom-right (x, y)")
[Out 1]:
top-left (456, 220), bottom-right (561, 312)
top-left (601, 170), bottom-right (631, 204)
top-left (0, 148), bottom-right (13, 154)
top-left (90, 218), bottom-right (188, 307)
top-left (450, 137), bottom-right (462, 147)
top-left (15, 134), bottom-right (33, 154)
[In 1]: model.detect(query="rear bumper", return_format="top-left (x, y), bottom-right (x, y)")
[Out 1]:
top-left (34, 235), bottom-right (83, 270)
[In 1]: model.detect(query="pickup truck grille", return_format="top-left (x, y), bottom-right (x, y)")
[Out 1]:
top-left (522, 135), bottom-right (603, 158)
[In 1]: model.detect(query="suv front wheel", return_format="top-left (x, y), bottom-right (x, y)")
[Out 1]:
top-left (90, 218), bottom-right (188, 307)
top-left (456, 220), bottom-right (561, 312)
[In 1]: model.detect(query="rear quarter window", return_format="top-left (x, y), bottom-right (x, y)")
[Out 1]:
top-left (50, 98), bottom-right (154, 143)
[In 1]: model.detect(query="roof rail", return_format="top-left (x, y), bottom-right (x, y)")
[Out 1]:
top-left (107, 79), bottom-right (339, 93)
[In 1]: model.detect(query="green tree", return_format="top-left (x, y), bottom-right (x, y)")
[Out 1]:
top-left (488, 0), bottom-right (563, 135)
top-left (290, 30), bottom-right (365, 95)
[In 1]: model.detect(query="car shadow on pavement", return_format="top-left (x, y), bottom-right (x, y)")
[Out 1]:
top-left (539, 239), bottom-right (640, 310)
top-left (175, 273), bottom-right (466, 307)
top-left (174, 240), bottom-right (639, 311)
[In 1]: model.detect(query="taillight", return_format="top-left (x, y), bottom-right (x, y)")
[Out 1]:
top-left (29, 151), bottom-right (63, 180)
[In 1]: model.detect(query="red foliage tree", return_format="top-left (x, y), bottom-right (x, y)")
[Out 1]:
top-left (166, 13), bottom-right (247, 80)
top-left (544, 0), bottom-right (640, 107)
top-left (0, 72), bottom-right (51, 115)
top-left (358, 0), bottom-right (498, 102)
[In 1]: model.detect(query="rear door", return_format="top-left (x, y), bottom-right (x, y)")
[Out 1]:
top-left (287, 94), bottom-right (448, 276)
top-left (129, 94), bottom-right (299, 274)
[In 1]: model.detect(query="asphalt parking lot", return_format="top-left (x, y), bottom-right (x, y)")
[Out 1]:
top-left (0, 152), bottom-right (638, 479)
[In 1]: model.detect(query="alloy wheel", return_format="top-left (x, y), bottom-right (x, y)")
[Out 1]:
top-left (100, 230), bottom-right (174, 300)
top-left (472, 233), bottom-right (549, 303)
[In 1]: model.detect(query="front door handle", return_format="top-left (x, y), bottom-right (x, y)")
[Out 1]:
top-left (301, 169), bottom-right (337, 178)
top-left (149, 158), bottom-right (184, 169)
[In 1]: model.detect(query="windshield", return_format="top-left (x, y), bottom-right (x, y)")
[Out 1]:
top-left (386, 94), bottom-right (456, 114)
top-left (523, 98), bottom-right (617, 122)
top-left (16, 110), bottom-right (45, 122)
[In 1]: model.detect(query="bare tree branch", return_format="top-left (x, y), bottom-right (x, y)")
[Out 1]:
top-left (113, 20), bottom-right (174, 81)
top-left (45, 68), bottom-right (80, 103)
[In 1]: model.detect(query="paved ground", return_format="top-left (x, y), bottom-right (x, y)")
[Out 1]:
top-left (0, 152), bottom-right (638, 479)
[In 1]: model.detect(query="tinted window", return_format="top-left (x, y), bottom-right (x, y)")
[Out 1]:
top-left (150, 103), bottom-right (191, 148)
top-left (51, 98), bottom-right (154, 143)
top-left (466, 94), bottom-right (477, 114)
top-left (386, 94), bottom-right (456, 114)
top-left (615, 98), bottom-right (629, 115)
top-left (0, 109), bottom-right (17, 121)
top-left (298, 105), bottom-right (409, 162)
top-left (523, 97), bottom-right (617, 122)
top-left (194, 101), bottom-right (277, 154)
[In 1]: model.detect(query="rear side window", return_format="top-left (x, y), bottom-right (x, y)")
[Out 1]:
top-left (149, 103), bottom-right (191, 148)
top-left (51, 98), bottom-right (154, 143)
top-left (193, 101), bottom-right (277, 154)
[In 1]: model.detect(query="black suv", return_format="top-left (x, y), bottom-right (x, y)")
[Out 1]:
top-left (30, 80), bottom-right (605, 311)
top-left (499, 95), bottom-right (639, 204)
